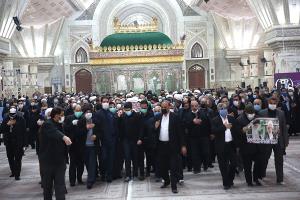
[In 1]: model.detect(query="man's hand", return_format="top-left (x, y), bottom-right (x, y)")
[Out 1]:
top-left (224, 122), bottom-right (232, 129)
top-left (86, 123), bottom-right (95, 129)
top-left (7, 120), bottom-right (16, 126)
top-left (72, 120), bottom-right (78, 126)
top-left (91, 135), bottom-right (97, 141)
top-left (137, 140), bottom-right (142, 145)
top-left (193, 118), bottom-right (202, 125)
top-left (181, 146), bottom-right (187, 156)
top-left (63, 136), bottom-right (72, 146)
top-left (155, 120), bottom-right (160, 129)
top-left (242, 126), bottom-right (249, 133)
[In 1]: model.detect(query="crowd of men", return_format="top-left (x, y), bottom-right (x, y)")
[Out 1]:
top-left (0, 85), bottom-right (299, 200)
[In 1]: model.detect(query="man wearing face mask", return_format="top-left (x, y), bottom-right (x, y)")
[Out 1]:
top-left (28, 104), bottom-right (40, 152)
top-left (211, 103), bottom-right (239, 190)
top-left (236, 104), bottom-right (263, 186)
top-left (93, 96), bottom-right (118, 182)
top-left (199, 96), bottom-right (216, 168)
top-left (187, 100), bottom-right (211, 173)
top-left (154, 100), bottom-right (186, 194)
top-left (17, 99), bottom-right (30, 148)
top-left (119, 102), bottom-right (141, 182)
top-left (258, 97), bottom-right (288, 185)
top-left (138, 100), bottom-right (154, 179)
top-left (39, 106), bottom-right (72, 200)
top-left (81, 104), bottom-right (97, 189)
top-left (253, 99), bottom-right (262, 113)
top-left (230, 95), bottom-right (244, 118)
top-left (64, 104), bottom-right (86, 186)
top-left (1, 107), bottom-right (26, 180)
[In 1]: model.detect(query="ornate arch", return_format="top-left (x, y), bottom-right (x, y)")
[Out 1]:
top-left (191, 43), bottom-right (203, 58)
top-left (75, 47), bottom-right (88, 63)
top-left (185, 36), bottom-right (208, 59)
top-left (189, 64), bottom-right (205, 71)
top-left (71, 42), bottom-right (90, 63)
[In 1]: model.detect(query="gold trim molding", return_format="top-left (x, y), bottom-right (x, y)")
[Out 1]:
top-left (90, 55), bottom-right (184, 65)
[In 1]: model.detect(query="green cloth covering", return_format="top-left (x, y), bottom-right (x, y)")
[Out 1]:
top-left (100, 32), bottom-right (173, 47)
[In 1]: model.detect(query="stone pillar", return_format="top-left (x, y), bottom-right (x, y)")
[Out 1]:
top-left (2, 60), bottom-right (15, 97)
top-left (29, 63), bottom-right (38, 96)
top-left (226, 57), bottom-right (242, 89)
top-left (262, 49), bottom-right (275, 88)
top-left (19, 64), bottom-right (29, 95)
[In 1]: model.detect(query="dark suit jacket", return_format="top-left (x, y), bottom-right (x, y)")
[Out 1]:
top-left (258, 108), bottom-right (288, 149)
top-left (39, 119), bottom-right (67, 166)
top-left (1, 115), bottom-right (26, 148)
top-left (236, 113), bottom-right (258, 155)
top-left (154, 112), bottom-right (185, 154)
top-left (211, 115), bottom-right (239, 154)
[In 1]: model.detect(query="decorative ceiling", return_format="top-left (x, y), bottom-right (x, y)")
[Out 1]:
top-left (199, 0), bottom-right (255, 20)
top-left (21, 0), bottom-right (77, 26)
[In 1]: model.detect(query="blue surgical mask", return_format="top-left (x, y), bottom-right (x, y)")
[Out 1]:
top-left (125, 111), bottom-right (132, 116)
top-left (219, 109), bottom-right (228, 118)
top-left (74, 111), bottom-right (83, 118)
top-left (154, 112), bottom-right (160, 117)
top-left (254, 104), bottom-right (261, 111)
top-left (282, 92), bottom-right (287, 97)
top-left (109, 107), bottom-right (117, 113)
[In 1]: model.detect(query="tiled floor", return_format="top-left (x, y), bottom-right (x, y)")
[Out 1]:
top-left (1, 137), bottom-right (300, 200)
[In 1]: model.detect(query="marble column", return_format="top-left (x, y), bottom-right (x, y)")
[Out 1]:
top-left (19, 63), bottom-right (29, 95)
top-left (2, 60), bottom-right (15, 97)
top-left (29, 62), bottom-right (38, 96)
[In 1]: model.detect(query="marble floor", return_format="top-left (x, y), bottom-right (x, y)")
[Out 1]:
top-left (0, 138), bottom-right (300, 200)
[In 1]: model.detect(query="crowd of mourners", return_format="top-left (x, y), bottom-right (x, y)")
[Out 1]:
top-left (0, 85), bottom-right (300, 199)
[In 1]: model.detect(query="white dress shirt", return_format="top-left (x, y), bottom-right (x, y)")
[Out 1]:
top-left (221, 116), bottom-right (233, 142)
top-left (159, 113), bottom-right (170, 141)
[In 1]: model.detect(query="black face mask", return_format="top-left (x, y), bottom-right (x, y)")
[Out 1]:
top-left (200, 103), bottom-right (206, 108)
top-left (161, 109), bottom-right (168, 114)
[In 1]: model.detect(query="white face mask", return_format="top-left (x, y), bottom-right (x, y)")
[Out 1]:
top-left (116, 104), bottom-right (122, 109)
top-left (246, 113), bottom-right (255, 120)
top-left (18, 104), bottom-right (23, 109)
top-left (59, 116), bottom-right (65, 123)
top-left (170, 109), bottom-right (174, 112)
top-left (85, 113), bottom-right (92, 120)
top-left (288, 92), bottom-right (294, 96)
top-left (233, 100), bottom-right (239, 107)
top-left (102, 102), bottom-right (109, 110)
top-left (268, 104), bottom-right (277, 111)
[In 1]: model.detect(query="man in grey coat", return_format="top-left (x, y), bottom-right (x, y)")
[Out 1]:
top-left (258, 96), bottom-right (288, 184)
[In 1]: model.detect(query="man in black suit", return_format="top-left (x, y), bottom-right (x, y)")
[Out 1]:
top-left (154, 100), bottom-right (186, 194)
top-left (258, 96), bottom-right (288, 184)
top-left (236, 104), bottom-right (263, 186)
top-left (211, 103), bottom-right (239, 190)
top-left (39, 107), bottom-right (72, 200)
top-left (1, 107), bottom-right (26, 180)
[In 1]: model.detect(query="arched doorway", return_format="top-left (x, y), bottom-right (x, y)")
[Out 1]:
top-left (188, 65), bottom-right (205, 89)
top-left (75, 69), bottom-right (92, 94)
